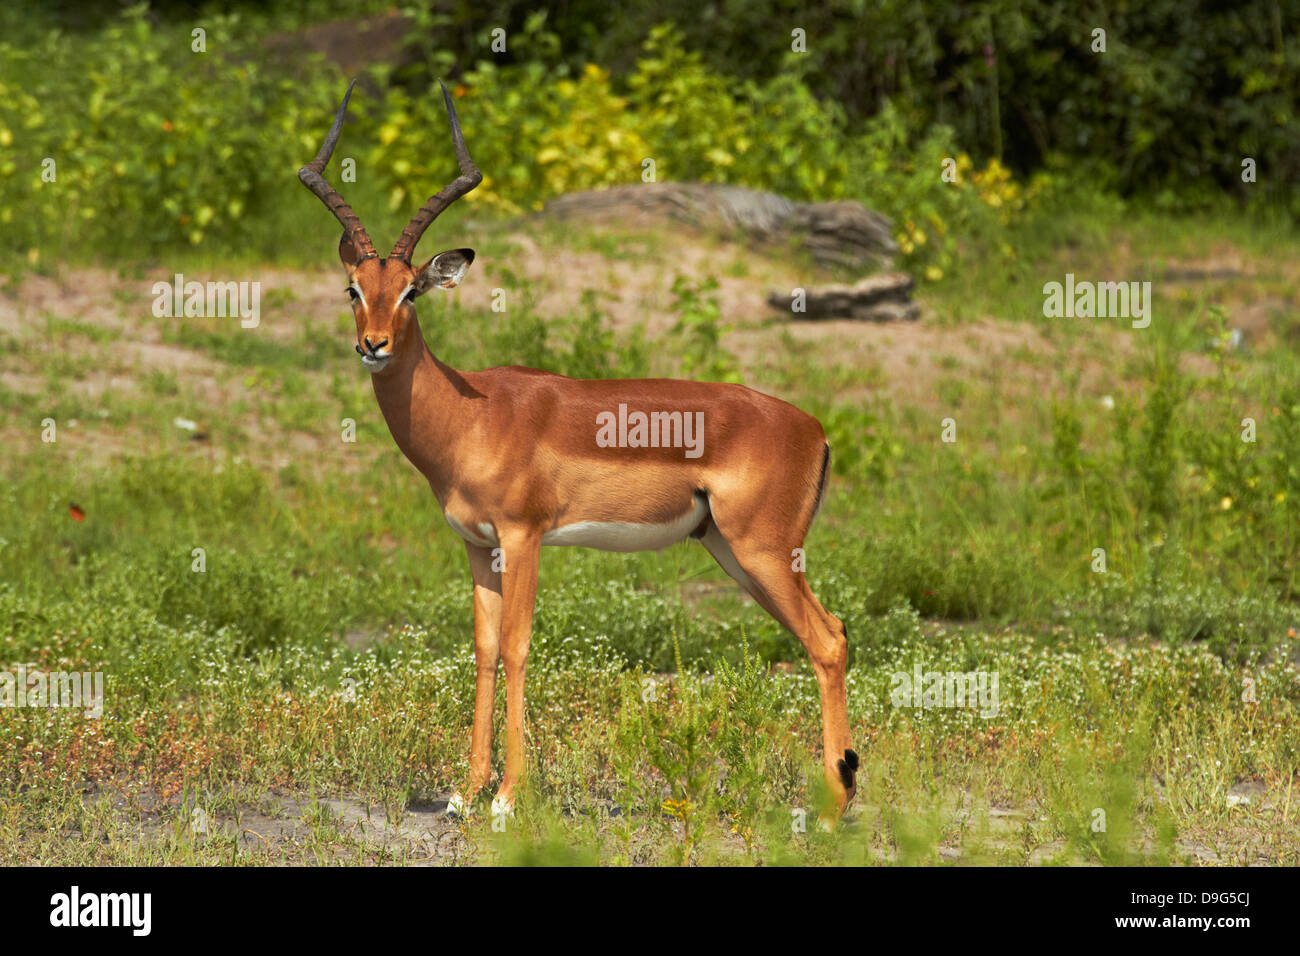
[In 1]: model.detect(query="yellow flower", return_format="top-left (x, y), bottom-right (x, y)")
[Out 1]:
top-left (925, 265), bottom-right (943, 281)
top-left (1220, 497), bottom-right (1233, 510)
top-left (662, 797), bottom-right (692, 822)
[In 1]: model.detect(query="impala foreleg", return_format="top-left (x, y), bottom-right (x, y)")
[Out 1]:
top-left (451, 542), bottom-right (503, 817)
top-left (492, 529), bottom-right (542, 814)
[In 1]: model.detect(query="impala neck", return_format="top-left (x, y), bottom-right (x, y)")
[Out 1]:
top-left (368, 315), bottom-right (470, 496)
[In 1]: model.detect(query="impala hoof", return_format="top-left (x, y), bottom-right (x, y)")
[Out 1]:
top-left (837, 748), bottom-right (859, 791)
top-left (445, 793), bottom-right (468, 819)
top-left (490, 794), bottom-right (514, 818)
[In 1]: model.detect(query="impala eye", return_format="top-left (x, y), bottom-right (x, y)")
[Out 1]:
top-left (346, 286), bottom-right (360, 301)
top-left (404, 288), bottom-right (418, 303)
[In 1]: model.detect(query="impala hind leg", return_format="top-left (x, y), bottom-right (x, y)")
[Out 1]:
top-left (448, 542), bottom-right (503, 817)
top-left (699, 524), bottom-right (857, 814)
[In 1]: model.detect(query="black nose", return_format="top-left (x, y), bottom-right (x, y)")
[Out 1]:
top-left (361, 335), bottom-right (389, 355)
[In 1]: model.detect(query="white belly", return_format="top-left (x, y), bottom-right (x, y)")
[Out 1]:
top-left (444, 496), bottom-right (708, 553)
top-left (443, 513), bottom-right (499, 548)
top-left (542, 499), bottom-right (706, 552)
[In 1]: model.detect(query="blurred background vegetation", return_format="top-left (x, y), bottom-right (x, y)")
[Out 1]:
top-left (2, 0), bottom-right (1295, 274)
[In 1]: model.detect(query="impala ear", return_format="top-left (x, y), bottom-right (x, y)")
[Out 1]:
top-left (413, 248), bottom-right (475, 295)
top-left (338, 231), bottom-right (362, 269)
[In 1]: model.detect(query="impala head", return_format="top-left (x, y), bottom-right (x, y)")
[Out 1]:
top-left (298, 79), bottom-right (482, 374)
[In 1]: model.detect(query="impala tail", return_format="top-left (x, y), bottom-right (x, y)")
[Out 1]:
top-left (811, 440), bottom-right (831, 525)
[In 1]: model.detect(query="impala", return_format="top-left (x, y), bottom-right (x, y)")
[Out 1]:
top-left (299, 80), bottom-right (858, 817)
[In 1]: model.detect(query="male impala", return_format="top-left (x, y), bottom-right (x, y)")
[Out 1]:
top-left (299, 80), bottom-right (857, 817)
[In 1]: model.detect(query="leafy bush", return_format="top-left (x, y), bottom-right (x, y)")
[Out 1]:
top-left (0, 8), bottom-right (1035, 277)
top-left (392, 0), bottom-right (1300, 215)
top-left (381, 59), bottom-right (651, 216)
top-left (0, 6), bottom-right (355, 258)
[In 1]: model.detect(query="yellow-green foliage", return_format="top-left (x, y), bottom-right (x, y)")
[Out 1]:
top-left (0, 9), bottom-right (1037, 276)
top-left (0, 9), bottom-right (340, 257)
top-left (381, 63), bottom-right (652, 216)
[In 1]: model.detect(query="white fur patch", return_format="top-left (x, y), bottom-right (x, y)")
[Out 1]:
top-left (542, 496), bottom-right (708, 552)
top-left (699, 523), bottom-right (754, 591)
top-left (444, 513), bottom-right (497, 547)
top-left (443, 497), bottom-right (709, 554)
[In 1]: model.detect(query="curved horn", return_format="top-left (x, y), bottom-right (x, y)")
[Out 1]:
top-left (298, 80), bottom-right (377, 261)
top-left (390, 79), bottom-right (483, 262)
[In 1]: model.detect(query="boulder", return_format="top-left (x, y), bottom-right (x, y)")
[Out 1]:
top-left (542, 183), bottom-right (897, 271)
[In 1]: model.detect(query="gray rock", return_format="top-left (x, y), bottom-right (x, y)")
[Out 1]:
top-left (542, 183), bottom-right (898, 271)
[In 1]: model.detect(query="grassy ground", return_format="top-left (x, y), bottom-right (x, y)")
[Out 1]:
top-left (1, 206), bottom-right (1298, 865)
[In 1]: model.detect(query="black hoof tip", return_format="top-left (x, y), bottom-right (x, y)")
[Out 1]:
top-left (837, 758), bottom-right (854, 790)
